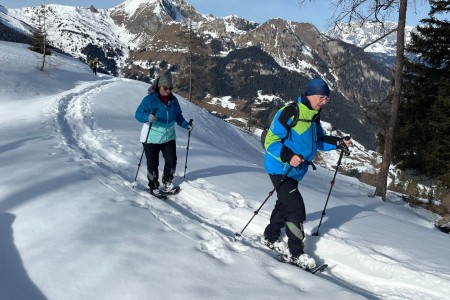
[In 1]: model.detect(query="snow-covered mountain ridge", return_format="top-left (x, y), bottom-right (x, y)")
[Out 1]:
top-left (1, 1), bottom-right (403, 78)
top-left (5, 4), bottom-right (129, 75)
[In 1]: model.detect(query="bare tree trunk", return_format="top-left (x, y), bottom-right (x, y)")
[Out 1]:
top-left (188, 21), bottom-right (192, 102)
top-left (39, 2), bottom-right (47, 71)
top-left (40, 16), bottom-right (46, 71)
top-left (374, 0), bottom-right (408, 200)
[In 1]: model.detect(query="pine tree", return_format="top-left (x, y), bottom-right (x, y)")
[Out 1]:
top-left (176, 21), bottom-right (211, 102)
top-left (29, 27), bottom-right (46, 54)
top-left (29, 4), bottom-right (51, 71)
top-left (394, 0), bottom-right (450, 188)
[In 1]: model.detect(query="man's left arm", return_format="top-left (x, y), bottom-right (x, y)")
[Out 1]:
top-left (317, 125), bottom-right (351, 151)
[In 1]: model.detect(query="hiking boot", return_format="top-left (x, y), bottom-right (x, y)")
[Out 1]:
top-left (162, 181), bottom-right (175, 193)
top-left (148, 179), bottom-right (160, 191)
top-left (262, 237), bottom-right (276, 249)
top-left (290, 253), bottom-right (316, 270)
top-left (162, 174), bottom-right (175, 193)
top-left (149, 189), bottom-right (166, 199)
top-left (262, 237), bottom-right (286, 253)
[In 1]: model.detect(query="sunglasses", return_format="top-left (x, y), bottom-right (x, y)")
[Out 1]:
top-left (318, 96), bottom-right (330, 103)
top-left (161, 86), bottom-right (173, 91)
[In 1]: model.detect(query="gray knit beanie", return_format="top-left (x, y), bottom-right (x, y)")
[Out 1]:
top-left (157, 72), bottom-right (173, 88)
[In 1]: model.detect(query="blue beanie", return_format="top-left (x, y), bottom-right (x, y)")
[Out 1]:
top-left (305, 78), bottom-right (330, 96)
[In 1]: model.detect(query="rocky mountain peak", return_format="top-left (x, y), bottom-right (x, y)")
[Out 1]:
top-left (110, 0), bottom-right (203, 47)
top-left (326, 21), bottom-right (414, 55)
top-left (222, 14), bottom-right (258, 31)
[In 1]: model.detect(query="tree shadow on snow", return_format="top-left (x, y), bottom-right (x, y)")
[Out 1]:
top-left (185, 165), bottom-right (265, 181)
top-left (305, 203), bottom-right (381, 299)
top-left (0, 136), bottom-right (46, 155)
top-left (307, 203), bottom-right (380, 237)
top-left (0, 213), bottom-right (47, 300)
top-left (0, 171), bottom-right (86, 212)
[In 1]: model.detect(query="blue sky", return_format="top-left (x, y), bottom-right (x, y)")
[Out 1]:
top-left (1, 0), bottom-right (430, 31)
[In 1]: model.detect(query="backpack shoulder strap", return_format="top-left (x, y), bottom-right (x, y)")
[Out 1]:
top-left (289, 102), bottom-right (299, 128)
top-left (278, 102), bottom-right (299, 128)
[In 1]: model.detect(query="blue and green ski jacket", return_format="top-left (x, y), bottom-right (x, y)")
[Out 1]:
top-left (264, 95), bottom-right (341, 181)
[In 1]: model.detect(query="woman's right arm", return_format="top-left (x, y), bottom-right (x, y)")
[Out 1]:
top-left (135, 95), bottom-right (151, 123)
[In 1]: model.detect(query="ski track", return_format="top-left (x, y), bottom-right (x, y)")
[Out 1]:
top-left (51, 79), bottom-right (448, 300)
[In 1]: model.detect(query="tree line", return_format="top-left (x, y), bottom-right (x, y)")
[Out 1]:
top-left (392, 0), bottom-right (449, 192)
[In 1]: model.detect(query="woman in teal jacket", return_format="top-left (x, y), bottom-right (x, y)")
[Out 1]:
top-left (135, 72), bottom-right (193, 198)
top-left (263, 78), bottom-right (352, 270)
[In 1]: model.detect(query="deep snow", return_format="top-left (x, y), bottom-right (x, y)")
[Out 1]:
top-left (1, 41), bottom-right (449, 300)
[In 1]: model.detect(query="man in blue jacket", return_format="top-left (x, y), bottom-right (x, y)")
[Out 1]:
top-left (135, 71), bottom-right (193, 198)
top-left (263, 78), bottom-right (352, 269)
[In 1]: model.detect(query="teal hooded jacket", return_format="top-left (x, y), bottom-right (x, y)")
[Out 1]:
top-left (135, 92), bottom-right (189, 144)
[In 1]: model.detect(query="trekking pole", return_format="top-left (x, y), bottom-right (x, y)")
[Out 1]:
top-left (132, 109), bottom-right (157, 188)
top-left (234, 165), bottom-right (294, 241)
top-left (312, 138), bottom-right (350, 236)
top-left (183, 119), bottom-right (193, 178)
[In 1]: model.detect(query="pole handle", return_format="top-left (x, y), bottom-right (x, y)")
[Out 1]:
top-left (183, 119), bottom-right (193, 178)
top-left (341, 136), bottom-right (351, 156)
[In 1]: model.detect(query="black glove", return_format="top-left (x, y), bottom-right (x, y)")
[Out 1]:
top-left (340, 136), bottom-right (351, 156)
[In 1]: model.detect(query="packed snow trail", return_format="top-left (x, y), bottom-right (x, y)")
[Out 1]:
top-left (49, 71), bottom-right (450, 300)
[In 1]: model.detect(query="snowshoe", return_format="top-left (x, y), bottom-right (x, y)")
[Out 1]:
top-left (290, 253), bottom-right (317, 270)
top-left (261, 237), bottom-right (288, 254)
top-left (161, 184), bottom-right (181, 195)
top-left (148, 189), bottom-right (167, 199)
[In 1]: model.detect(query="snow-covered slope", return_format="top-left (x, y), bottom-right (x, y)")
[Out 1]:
top-left (1, 40), bottom-right (449, 300)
